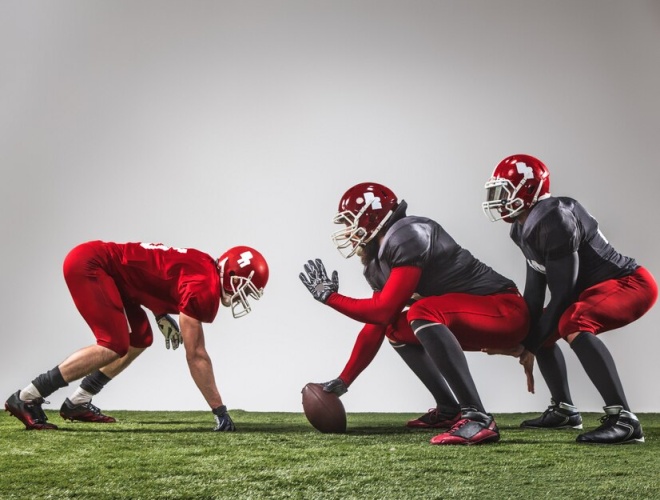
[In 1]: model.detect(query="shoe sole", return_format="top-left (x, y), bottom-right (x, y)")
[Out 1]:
top-left (5, 404), bottom-right (58, 430)
top-left (431, 435), bottom-right (500, 445)
top-left (576, 436), bottom-right (645, 445)
top-left (521, 424), bottom-right (583, 430)
top-left (61, 415), bottom-right (117, 423)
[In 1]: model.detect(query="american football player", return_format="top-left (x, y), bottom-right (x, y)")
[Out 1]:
top-left (4, 241), bottom-right (269, 431)
top-left (484, 154), bottom-right (657, 444)
top-left (300, 182), bottom-right (530, 445)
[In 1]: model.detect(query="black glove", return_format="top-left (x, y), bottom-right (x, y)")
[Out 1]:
top-left (212, 405), bottom-right (236, 432)
top-left (299, 259), bottom-right (339, 303)
top-left (322, 378), bottom-right (348, 396)
top-left (156, 314), bottom-right (183, 350)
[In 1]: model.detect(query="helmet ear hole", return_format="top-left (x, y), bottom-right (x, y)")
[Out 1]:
top-left (228, 272), bottom-right (235, 288)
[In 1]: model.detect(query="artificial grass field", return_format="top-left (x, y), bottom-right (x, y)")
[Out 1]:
top-left (1, 410), bottom-right (658, 499)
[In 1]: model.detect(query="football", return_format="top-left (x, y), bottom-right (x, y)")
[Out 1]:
top-left (301, 382), bottom-right (347, 433)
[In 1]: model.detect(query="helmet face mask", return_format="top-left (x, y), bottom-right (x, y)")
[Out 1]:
top-left (224, 271), bottom-right (262, 318)
top-left (332, 209), bottom-right (374, 258)
top-left (483, 154), bottom-right (550, 223)
top-left (332, 183), bottom-right (398, 258)
top-left (483, 177), bottom-right (525, 222)
top-left (217, 246), bottom-right (269, 318)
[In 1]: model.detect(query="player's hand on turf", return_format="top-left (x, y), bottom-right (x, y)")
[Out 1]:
top-left (156, 314), bottom-right (183, 350)
top-left (519, 349), bottom-right (535, 394)
top-left (299, 259), bottom-right (339, 303)
top-left (212, 405), bottom-right (236, 431)
top-left (322, 378), bottom-right (348, 396)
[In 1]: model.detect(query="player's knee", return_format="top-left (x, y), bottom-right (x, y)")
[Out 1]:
top-left (102, 340), bottom-right (129, 358)
top-left (134, 331), bottom-right (153, 349)
top-left (384, 327), bottom-right (404, 343)
top-left (564, 331), bottom-right (584, 344)
top-left (410, 319), bottom-right (439, 337)
top-left (408, 302), bottom-right (446, 326)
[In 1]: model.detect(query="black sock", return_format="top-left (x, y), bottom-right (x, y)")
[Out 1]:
top-left (412, 321), bottom-right (485, 413)
top-left (32, 366), bottom-right (68, 398)
top-left (390, 342), bottom-right (459, 413)
top-left (80, 370), bottom-right (113, 395)
top-left (536, 344), bottom-right (574, 406)
top-left (570, 332), bottom-right (629, 410)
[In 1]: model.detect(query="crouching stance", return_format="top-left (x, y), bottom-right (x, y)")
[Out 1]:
top-left (484, 154), bottom-right (657, 444)
top-left (5, 241), bottom-right (268, 431)
top-left (301, 183), bottom-right (530, 445)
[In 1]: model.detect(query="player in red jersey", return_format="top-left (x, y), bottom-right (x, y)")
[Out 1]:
top-left (5, 241), bottom-right (269, 431)
top-left (483, 154), bottom-right (657, 444)
top-left (300, 183), bottom-right (530, 445)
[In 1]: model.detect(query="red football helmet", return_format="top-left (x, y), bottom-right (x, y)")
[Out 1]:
top-left (216, 246), bottom-right (269, 318)
top-left (483, 154), bottom-right (551, 222)
top-left (332, 182), bottom-right (399, 258)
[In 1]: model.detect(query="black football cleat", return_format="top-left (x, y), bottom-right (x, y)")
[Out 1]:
top-left (406, 407), bottom-right (461, 429)
top-left (4, 390), bottom-right (58, 430)
top-left (521, 399), bottom-right (583, 430)
top-left (430, 408), bottom-right (500, 445)
top-left (576, 405), bottom-right (644, 445)
top-left (60, 398), bottom-right (117, 423)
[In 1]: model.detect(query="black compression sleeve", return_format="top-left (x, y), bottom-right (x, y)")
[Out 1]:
top-left (523, 252), bottom-right (578, 353)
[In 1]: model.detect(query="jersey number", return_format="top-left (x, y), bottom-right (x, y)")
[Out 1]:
top-left (140, 243), bottom-right (188, 254)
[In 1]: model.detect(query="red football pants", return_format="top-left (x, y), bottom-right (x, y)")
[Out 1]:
top-left (557, 266), bottom-right (657, 339)
top-left (385, 292), bottom-right (530, 351)
top-left (62, 241), bottom-right (153, 356)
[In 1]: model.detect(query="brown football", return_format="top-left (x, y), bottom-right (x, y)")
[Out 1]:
top-left (301, 382), bottom-right (347, 433)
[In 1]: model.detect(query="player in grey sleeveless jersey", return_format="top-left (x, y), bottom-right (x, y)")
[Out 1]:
top-left (300, 182), bottom-right (530, 445)
top-left (484, 154), bottom-right (657, 444)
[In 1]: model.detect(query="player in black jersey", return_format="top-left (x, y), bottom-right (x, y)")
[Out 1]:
top-left (300, 182), bottom-right (530, 445)
top-left (484, 154), bottom-right (657, 444)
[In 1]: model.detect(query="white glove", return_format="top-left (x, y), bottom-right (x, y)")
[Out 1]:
top-left (156, 314), bottom-right (183, 350)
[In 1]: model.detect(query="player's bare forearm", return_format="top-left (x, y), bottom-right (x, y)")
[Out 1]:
top-left (186, 353), bottom-right (223, 409)
top-left (180, 313), bottom-right (223, 409)
top-left (481, 344), bottom-right (524, 357)
top-left (519, 349), bottom-right (535, 394)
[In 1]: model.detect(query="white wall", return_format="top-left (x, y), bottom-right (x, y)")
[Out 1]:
top-left (1, 0), bottom-right (659, 414)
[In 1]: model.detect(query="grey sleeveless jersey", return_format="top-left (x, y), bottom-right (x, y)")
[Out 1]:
top-left (363, 216), bottom-right (516, 296)
top-left (510, 196), bottom-right (637, 292)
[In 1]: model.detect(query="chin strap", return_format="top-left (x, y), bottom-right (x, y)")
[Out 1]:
top-left (216, 258), bottom-right (233, 307)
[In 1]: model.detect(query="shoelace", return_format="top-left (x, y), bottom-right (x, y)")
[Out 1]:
top-left (80, 402), bottom-right (103, 415)
top-left (27, 398), bottom-right (50, 423)
top-left (422, 408), bottom-right (459, 424)
top-left (446, 418), bottom-right (470, 434)
top-left (591, 414), bottom-right (620, 431)
top-left (421, 408), bottom-right (439, 420)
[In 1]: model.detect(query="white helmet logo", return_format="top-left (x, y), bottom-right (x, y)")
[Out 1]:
top-left (364, 192), bottom-right (382, 210)
top-left (237, 251), bottom-right (254, 268)
top-left (516, 161), bottom-right (534, 180)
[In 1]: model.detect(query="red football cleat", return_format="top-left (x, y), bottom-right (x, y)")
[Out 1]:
top-left (406, 408), bottom-right (461, 429)
top-left (60, 398), bottom-right (116, 423)
top-left (5, 391), bottom-right (58, 430)
top-left (430, 408), bottom-right (500, 445)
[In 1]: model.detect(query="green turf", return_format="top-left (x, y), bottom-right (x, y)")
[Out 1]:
top-left (1, 410), bottom-right (658, 499)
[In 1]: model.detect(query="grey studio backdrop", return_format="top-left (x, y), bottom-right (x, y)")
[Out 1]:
top-left (1, 1), bottom-right (659, 415)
